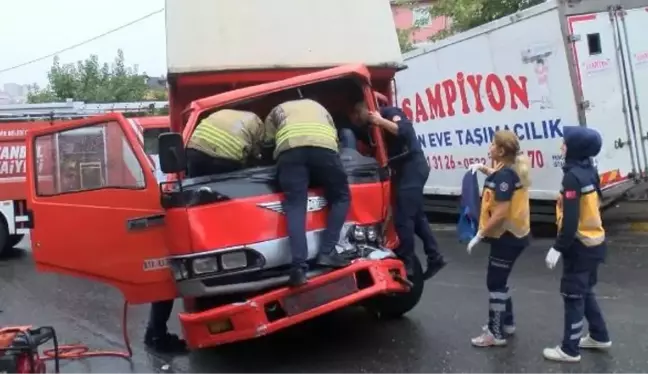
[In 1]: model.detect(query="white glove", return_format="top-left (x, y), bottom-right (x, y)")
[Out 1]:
top-left (545, 247), bottom-right (561, 269)
top-left (468, 163), bottom-right (484, 175)
top-left (467, 232), bottom-right (483, 254)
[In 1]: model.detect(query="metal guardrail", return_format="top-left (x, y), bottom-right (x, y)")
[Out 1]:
top-left (0, 101), bottom-right (170, 123)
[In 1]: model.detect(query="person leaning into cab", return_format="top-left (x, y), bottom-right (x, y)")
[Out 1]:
top-left (466, 130), bottom-right (532, 347)
top-left (264, 98), bottom-right (352, 288)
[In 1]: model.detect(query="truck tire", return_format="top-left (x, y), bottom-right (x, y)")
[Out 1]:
top-left (363, 256), bottom-right (424, 320)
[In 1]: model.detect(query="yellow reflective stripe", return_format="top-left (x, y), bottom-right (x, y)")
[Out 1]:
top-left (193, 128), bottom-right (240, 158)
top-left (276, 122), bottom-right (337, 145)
top-left (193, 125), bottom-right (245, 159)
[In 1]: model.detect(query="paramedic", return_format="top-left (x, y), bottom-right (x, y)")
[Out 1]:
top-left (144, 109), bottom-right (265, 354)
top-left (349, 102), bottom-right (446, 278)
top-left (185, 109), bottom-right (266, 177)
top-left (466, 130), bottom-right (531, 347)
top-left (542, 126), bottom-right (611, 363)
top-left (264, 99), bottom-right (351, 287)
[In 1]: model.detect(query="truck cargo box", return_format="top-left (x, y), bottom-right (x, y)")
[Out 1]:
top-left (165, 0), bottom-right (403, 74)
top-left (394, 0), bottom-right (648, 216)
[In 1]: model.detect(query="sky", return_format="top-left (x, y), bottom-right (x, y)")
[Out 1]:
top-left (0, 0), bottom-right (167, 87)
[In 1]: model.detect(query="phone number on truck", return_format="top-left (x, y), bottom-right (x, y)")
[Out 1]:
top-left (425, 150), bottom-right (548, 170)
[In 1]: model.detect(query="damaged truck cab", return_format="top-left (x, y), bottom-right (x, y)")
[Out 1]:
top-left (23, 0), bottom-right (423, 349)
top-left (159, 65), bottom-right (424, 348)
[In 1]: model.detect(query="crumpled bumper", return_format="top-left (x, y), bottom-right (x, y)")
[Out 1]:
top-left (178, 257), bottom-right (408, 349)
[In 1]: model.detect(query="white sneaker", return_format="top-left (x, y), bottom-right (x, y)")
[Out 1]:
top-left (471, 328), bottom-right (507, 347)
top-left (543, 345), bottom-right (581, 362)
top-left (481, 323), bottom-right (516, 335)
top-left (579, 334), bottom-right (612, 349)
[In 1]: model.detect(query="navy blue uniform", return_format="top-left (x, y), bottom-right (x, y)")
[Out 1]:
top-left (553, 126), bottom-right (609, 358)
top-left (481, 167), bottom-right (530, 339)
top-left (378, 107), bottom-right (444, 275)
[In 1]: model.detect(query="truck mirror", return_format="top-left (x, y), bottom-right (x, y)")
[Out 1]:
top-left (158, 132), bottom-right (186, 174)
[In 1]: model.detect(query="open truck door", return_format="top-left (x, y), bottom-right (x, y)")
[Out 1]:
top-left (25, 113), bottom-right (177, 304)
top-left (568, 9), bottom-right (647, 188)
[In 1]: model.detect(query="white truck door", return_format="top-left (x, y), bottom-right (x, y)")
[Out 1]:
top-left (568, 11), bottom-right (643, 188)
top-left (616, 6), bottom-right (648, 181)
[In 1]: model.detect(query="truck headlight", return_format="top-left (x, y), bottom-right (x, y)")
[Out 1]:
top-left (220, 251), bottom-right (247, 270)
top-left (366, 226), bottom-right (377, 242)
top-left (192, 257), bottom-right (219, 275)
top-left (348, 223), bottom-right (382, 244)
top-left (353, 226), bottom-right (366, 241)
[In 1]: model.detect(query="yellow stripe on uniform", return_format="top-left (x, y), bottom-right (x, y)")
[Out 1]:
top-left (193, 123), bottom-right (246, 160)
top-left (275, 122), bottom-right (337, 149)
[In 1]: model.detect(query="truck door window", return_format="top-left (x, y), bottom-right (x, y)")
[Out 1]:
top-left (587, 33), bottom-right (602, 55)
top-left (34, 121), bottom-right (146, 196)
top-left (143, 128), bottom-right (170, 156)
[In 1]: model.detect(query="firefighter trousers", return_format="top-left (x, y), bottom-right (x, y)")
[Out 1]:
top-left (186, 148), bottom-right (244, 178)
top-left (276, 147), bottom-right (351, 269)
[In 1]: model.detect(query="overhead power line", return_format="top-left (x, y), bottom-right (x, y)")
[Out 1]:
top-left (0, 8), bottom-right (164, 75)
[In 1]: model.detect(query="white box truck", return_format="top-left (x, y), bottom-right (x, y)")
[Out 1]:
top-left (394, 0), bottom-right (648, 220)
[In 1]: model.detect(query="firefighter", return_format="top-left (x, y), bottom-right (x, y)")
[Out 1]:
top-left (144, 109), bottom-right (264, 354)
top-left (349, 101), bottom-right (447, 278)
top-left (264, 99), bottom-right (351, 287)
top-left (185, 109), bottom-right (266, 177)
top-left (145, 301), bottom-right (186, 353)
top-left (542, 126), bottom-right (611, 363)
top-left (466, 130), bottom-right (531, 347)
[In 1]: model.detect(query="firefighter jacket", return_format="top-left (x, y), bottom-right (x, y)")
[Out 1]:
top-left (554, 126), bottom-right (606, 259)
top-left (478, 163), bottom-right (531, 240)
top-left (264, 99), bottom-right (339, 160)
top-left (187, 109), bottom-right (264, 164)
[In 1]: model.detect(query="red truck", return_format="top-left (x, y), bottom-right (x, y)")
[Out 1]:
top-left (24, 0), bottom-right (421, 349)
top-left (0, 121), bottom-right (49, 254)
top-left (0, 108), bottom-right (170, 255)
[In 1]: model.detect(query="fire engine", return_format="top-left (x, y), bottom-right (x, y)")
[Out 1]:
top-left (0, 101), bottom-right (169, 255)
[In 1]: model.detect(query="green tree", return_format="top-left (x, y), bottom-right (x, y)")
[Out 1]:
top-left (27, 49), bottom-right (158, 103)
top-left (396, 27), bottom-right (416, 53)
top-left (399, 0), bottom-right (544, 41)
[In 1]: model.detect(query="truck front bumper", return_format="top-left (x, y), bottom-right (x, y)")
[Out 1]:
top-left (178, 257), bottom-right (408, 349)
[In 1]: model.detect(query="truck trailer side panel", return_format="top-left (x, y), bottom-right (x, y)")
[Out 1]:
top-left (396, 2), bottom-right (576, 200)
top-left (567, 4), bottom-right (648, 189)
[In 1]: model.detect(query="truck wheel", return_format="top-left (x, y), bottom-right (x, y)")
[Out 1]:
top-left (364, 256), bottom-right (424, 320)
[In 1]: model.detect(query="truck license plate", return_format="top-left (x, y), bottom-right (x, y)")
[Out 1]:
top-left (282, 275), bottom-right (358, 316)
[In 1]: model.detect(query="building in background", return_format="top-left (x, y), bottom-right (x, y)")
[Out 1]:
top-left (0, 83), bottom-right (30, 104)
top-left (391, 0), bottom-right (448, 44)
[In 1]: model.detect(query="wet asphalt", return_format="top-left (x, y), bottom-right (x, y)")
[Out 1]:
top-left (1, 226), bottom-right (648, 373)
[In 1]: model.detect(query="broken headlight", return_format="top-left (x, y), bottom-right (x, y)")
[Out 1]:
top-left (348, 223), bottom-right (382, 245)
